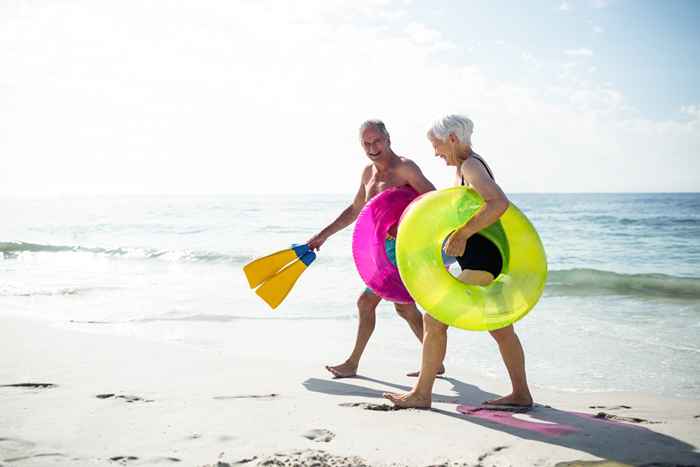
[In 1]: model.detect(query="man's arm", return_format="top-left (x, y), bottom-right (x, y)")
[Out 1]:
top-left (400, 160), bottom-right (436, 194)
top-left (307, 172), bottom-right (367, 251)
top-left (444, 157), bottom-right (509, 257)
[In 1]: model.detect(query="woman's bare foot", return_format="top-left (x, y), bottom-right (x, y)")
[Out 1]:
top-left (325, 361), bottom-right (358, 378)
top-left (383, 390), bottom-right (432, 408)
top-left (483, 392), bottom-right (533, 407)
top-left (406, 363), bottom-right (445, 377)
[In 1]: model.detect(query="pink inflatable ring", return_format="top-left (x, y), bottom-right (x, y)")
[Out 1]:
top-left (352, 186), bottom-right (419, 303)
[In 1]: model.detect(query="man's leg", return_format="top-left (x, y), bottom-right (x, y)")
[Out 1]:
top-left (485, 324), bottom-right (533, 406)
top-left (393, 303), bottom-right (423, 341)
top-left (395, 303), bottom-right (446, 377)
top-left (383, 313), bottom-right (448, 408)
top-left (325, 289), bottom-right (381, 378)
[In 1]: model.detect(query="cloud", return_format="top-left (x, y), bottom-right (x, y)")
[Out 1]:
top-left (404, 22), bottom-right (455, 50)
top-left (521, 52), bottom-right (537, 65)
top-left (559, 1), bottom-right (571, 11)
top-left (681, 104), bottom-right (700, 120)
top-left (0, 0), bottom-right (697, 194)
top-left (565, 48), bottom-right (594, 57)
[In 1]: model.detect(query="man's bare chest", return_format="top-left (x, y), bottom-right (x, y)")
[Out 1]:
top-left (364, 172), bottom-right (406, 201)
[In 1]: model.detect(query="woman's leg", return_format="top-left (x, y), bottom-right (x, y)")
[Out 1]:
top-left (384, 313), bottom-right (448, 408)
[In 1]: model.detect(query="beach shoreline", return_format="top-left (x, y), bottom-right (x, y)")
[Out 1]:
top-left (1, 311), bottom-right (699, 466)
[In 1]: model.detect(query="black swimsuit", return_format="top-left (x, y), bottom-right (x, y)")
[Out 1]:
top-left (455, 155), bottom-right (503, 278)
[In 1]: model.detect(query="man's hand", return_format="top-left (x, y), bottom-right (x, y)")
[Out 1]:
top-left (443, 230), bottom-right (469, 257)
top-left (307, 233), bottom-right (328, 251)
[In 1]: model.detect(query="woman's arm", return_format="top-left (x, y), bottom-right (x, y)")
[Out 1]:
top-left (444, 157), bottom-right (509, 256)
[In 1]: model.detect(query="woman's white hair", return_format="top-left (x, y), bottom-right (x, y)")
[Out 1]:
top-left (429, 115), bottom-right (474, 145)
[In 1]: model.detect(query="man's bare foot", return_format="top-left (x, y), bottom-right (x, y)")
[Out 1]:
top-left (406, 363), bottom-right (445, 377)
top-left (383, 391), bottom-right (432, 409)
top-left (483, 392), bottom-right (533, 407)
top-left (325, 362), bottom-right (358, 379)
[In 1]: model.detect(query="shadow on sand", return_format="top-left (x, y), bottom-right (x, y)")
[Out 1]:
top-left (303, 375), bottom-right (700, 466)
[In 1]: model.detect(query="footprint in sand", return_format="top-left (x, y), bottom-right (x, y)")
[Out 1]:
top-left (97, 394), bottom-right (154, 403)
top-left (588, 405), bottom-right (632, 410)
top-left (0, 437), bottom-right (36, 451)
top-left (477, 446), bottom-right (508, 463)
top-left (0, 437), bottom-right (39, 463)
top-left (0, 383), bottom-right (57, 389)
top-left (184, 434), bottom-right (236, 443)
top-left (237, 450), bottom-right (368, 467)
top-left (109, 455), bottom-right (139, 464)
top-left (302, 429), bottom-right (335, 443)
top-left (339, 402), bottom-right (401, 411)
top-left (593, 412), bottom-right (660, 424)
top-left (147, 456), bottom-right (182, 463)
top-left (3, 453), bottom-right (66, 463)
top-left (227, 456), bottom-right (258, 465)
top-left (213, 393), bottom-right (278, 400)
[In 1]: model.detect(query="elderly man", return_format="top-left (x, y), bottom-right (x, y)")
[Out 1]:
top-left (308, 119), bottom-right (443, 378)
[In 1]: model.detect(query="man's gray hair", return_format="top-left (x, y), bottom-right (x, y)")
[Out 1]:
top-left (429, 115), bottom-right (474, 145)
top-left (359, 119), bottom-right (391, 144)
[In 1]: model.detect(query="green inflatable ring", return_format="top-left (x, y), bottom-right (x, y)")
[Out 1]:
top-left (396, 187), bottom-right (547, 331)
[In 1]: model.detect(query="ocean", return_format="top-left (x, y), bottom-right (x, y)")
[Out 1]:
top-left (2, 193), bottom-right (699, 398)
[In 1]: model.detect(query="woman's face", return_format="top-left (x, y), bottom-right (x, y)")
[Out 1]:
top-left (429, 132), bottom-right (459, 166)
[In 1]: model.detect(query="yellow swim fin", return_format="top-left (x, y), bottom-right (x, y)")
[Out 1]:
top-left (254, 250), bottom-right (316, 309)
top-left (243, 244), bottom-right (311, 289)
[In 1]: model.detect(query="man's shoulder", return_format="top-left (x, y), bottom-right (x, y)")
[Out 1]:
top-left (396, 156), bottom-right (421, 172)
top-left (395, 155), bottom-right (434, 193)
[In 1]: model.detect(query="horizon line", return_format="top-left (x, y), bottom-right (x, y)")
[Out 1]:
top-left (1, 191), bottom-right (699, 198)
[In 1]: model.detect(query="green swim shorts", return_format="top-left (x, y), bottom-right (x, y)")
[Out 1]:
top-left (364, 237), bottom-right (397, 296)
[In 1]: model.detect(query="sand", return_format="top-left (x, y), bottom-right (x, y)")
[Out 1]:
top-left (1, 311), bottom-right (699, 466)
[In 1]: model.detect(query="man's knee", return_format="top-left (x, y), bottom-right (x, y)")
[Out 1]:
top-left (394, 303), bottom-right (419, 320)
top-left (357, 293), bottom-right (379, 316)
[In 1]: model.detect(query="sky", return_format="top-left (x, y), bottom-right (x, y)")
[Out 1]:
top-left (1, 0), bottom-right (699, 195)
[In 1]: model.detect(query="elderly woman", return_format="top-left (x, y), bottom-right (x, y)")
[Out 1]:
top-left (384, 115), bottom-right (533, 409)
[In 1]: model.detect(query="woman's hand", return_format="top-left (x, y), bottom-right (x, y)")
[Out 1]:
top-left (443, 230), bottom-right (469, 257)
